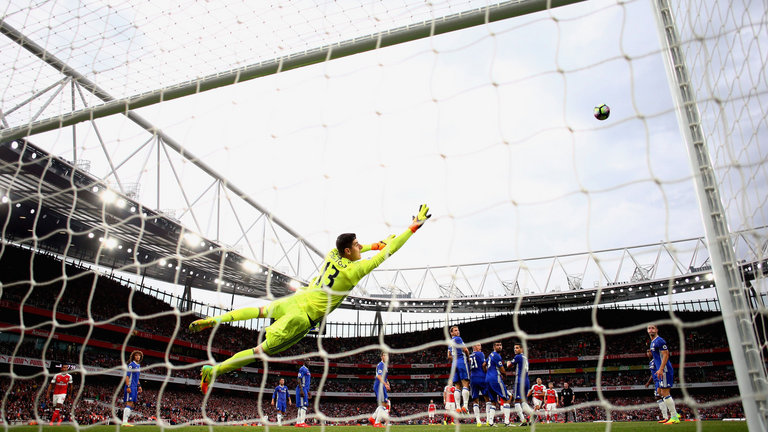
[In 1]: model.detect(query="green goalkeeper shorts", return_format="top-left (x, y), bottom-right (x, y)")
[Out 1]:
top-left (262, 295), bottom-right (314, 355)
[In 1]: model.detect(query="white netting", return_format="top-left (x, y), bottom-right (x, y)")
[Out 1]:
top-left (1, 0), bottom-right (766, 429)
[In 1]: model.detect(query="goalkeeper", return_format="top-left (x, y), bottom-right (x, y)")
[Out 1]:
top-left (189, 204), bottom-right (432, 393)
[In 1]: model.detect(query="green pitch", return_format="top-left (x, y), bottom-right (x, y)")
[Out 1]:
top-left (5, 423), bottom-right (748, 432)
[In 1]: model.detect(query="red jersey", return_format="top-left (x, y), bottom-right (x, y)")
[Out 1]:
top-left (428, 403), bottom-right (436, 412)
top-left (445, 386), bottom-right (456, 403)
top-left (51, 373), bottom-right (72, 395)
top-left (531, 384), bottom-right (545, 398)
top-left (545, 388), bottom-right (557, 404)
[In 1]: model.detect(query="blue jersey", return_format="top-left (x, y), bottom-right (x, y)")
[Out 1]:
top-left (649, 337), bottom-right (673, 373)
top-left (298, 365), bottom-right (311, 391)
top-left (450, 336), bottom-right (469, 370)
top-left (510, 354), bottom-right (527, 378)
top-left (273, 385), bottom-right (288, 403)
top-left (374, 361), bottom-right (388, 390)
top-left (126, 361), bottom-right (140, 388)
top-left (649, 358), bottom-right (656, 374)
top-left (469, 351), bottom-right (486, 383)
top-left (510, 353), bottom-right (529, 399)
top-left (485, 351), bottom-right (504, 381)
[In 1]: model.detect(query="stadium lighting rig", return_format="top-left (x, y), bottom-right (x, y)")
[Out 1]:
top-left (0, 138), bottom-right (297, 299)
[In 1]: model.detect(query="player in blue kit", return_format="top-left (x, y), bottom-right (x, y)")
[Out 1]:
top-left (369, 352), bottom-right (390, 427)
top-left (469, 344), bottom-right (489, 426)
top-left (448, 325), bottom-right (471, 414)
top-left (484, 342), bottom-right (509, 426)
top-left (507, 343), bottom-right (532, 426)
top-left (648, 324), bottom-right (680, 424)
top-left (272, 378), bottom-right (292, 426)
top-left (645, 349), bottom-right (669, 423)
top-left (122, 350), bottom-right (143, 426)
top-left (296, 363), bottom-right (311, 427)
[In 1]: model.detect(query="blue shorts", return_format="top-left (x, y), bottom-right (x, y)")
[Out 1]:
top-left (486, 376), bottom-right (509, 402)
top-left (512, 378), bottom-right (529, 401)
top-left (374, 385), bottom-right (388, 403)
top-left (451, 364), bottom-right (469, 383)
top-left (123, 386), bottom-right (138, 403)
top-left (657, 367), bottom-right (674, 389)
top-left (296, 387), bottom-right (309, 408)
top-left (276, 400), bottom-right (287, 413)
top-left (470, 380), bottom-right (488, 400)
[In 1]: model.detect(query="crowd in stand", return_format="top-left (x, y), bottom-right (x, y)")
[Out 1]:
top-left (1, 373), bottom-right (745, 425)
top-left (0, 244), bottom-right (747, 424)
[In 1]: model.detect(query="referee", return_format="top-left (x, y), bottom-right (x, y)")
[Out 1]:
top-left (560, 382), bottom-right (576, 422)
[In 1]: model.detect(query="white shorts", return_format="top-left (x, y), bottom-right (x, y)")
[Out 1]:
top-left (532, 397), bottom-right (542, 407)
top-left (445, 402), bottom-right (455, 411)
top-left (546, 403), bottom-right (557, 411)
top-left (429, 412), bottom-right (435, 418)
top-left (52, 393), bottom-right (66, 405)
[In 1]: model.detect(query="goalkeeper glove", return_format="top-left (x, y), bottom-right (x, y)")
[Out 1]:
top-left (371, 234), bottom-right (396, 250)
top-left (409, 204), bottom-right (431, 233)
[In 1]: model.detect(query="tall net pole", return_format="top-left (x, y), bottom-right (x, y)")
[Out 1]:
top-left (651, 0), bottom-right (768, 429)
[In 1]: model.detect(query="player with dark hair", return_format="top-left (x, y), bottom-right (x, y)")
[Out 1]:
top-left (468, 343), bottom-right (489, 426)
top-left (370, 351), bottom-right (390, 427)
top-left (271, 378), bottom-right (291, 426)
top-left (648, 325), bottom-right (680, 424)
top-left (296, 363), bottom-right (311, 427)
top-left (189, 205), bottom-right (431, 393)
top-left (508, 343), bottom-right (532, 426)
top-left (47, 364), bottom-right (73, 425)
top-left (645, 349), bottom-right (669, 423)
top-left (122, 350), bottom-right (143, 426)
top-left (484, 342), bottom-right (508, 426)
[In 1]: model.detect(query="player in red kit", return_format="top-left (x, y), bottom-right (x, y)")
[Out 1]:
top-left (443, 385), bottom-right (456, 425)
top-left (47, 365), bottom-right (73, 425)
top-left (544, 382), bottom-right (558, 423)
top-left (527, 377), bottom-right (545, 423)
top-left (428, 400), bottom-right (437, 425)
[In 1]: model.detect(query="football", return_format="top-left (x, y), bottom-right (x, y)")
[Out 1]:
top-left (594, 104), bottom-right (610, 120)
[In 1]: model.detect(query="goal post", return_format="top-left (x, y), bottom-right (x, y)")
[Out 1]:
top-left (652, 0), bottom-right (768, 429)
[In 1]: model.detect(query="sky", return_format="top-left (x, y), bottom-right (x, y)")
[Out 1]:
top-left (2, 0), bottom-right (767, 316)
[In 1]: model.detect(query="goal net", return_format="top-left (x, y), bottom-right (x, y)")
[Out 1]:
top-left (1, 0), bottom-right (766, 429)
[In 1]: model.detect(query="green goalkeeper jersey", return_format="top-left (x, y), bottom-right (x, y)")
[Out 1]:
top-left (295, 228), bottom-right (414, 322)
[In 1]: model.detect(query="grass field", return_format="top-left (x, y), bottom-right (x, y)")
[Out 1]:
top-left (5, 423), bottom-right (749, 432)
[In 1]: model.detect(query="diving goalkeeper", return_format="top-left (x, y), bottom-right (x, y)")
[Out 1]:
top-left (189, 204), bottom-right (432, 393)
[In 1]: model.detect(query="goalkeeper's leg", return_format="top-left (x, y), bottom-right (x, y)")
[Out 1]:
top-left (199, 298), bottom-right (312, 393)
top-left (189, 306), bottom-right (267, 332)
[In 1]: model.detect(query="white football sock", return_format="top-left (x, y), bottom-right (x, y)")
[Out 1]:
top-left (473, 403), bottom-right (480, 423)
top-left (462, 388), bottom-right (470, 409)
top-left (488, 406), bottom-right (496, 425)
top-left (515, 403), bottom-right (525, 422)
top-left (663, 396), bottom-right (678, 417)
top-left (657, 399), bottom-right (668, 419)
top-left (122, 406), bottom-right (131, 423)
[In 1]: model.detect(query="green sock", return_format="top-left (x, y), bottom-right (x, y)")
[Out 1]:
top-left (218, 306), bottom-right (265, 323)
top-left (215, 348), bottom-right (258, 376)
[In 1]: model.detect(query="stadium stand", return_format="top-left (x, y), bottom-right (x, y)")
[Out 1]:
top-left (1, 242), bottom-right (745, 424)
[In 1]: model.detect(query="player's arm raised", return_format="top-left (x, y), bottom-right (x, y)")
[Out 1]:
top-left (351, 204), bottom-right (431, 278)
